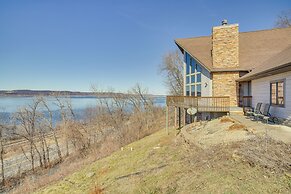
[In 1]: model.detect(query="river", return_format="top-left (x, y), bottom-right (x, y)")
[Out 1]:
top-left (0, 96), bottom-right (166, 124)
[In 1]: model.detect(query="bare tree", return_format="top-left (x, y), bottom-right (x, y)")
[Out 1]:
top-left (0, 86), bottom-right (165, 192)
top-left (0, 108), bottom-right (8, 185)
top-left (14, 98), bottom-right (43, 171)
top-left (41, 99), bottom-right (63, 162)
top-left (160, 50), bottom-right (184, 95)
top-left (95, 89), bottom-right (129, 145)
top-left (37, 119), bottom-right (49, 168)
top-left (52, 92), bottom-right (74, 156)
top-left (128, 84), bottom-right (155, 139)
top-left (275, 10), bottom-right (291, 28)
top-left (91, 85), bottom-right (161, 147)
top-left (0, 129), bottom-right (4, 186)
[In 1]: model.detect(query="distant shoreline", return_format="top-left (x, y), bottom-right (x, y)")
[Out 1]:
top-left (0, 89), bottom-right (98, 96)
top-left (0, 90), bottom-right (165, 98)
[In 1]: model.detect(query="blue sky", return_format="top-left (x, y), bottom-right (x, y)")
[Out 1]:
top-left (0, 0), bottom-right (290, 94)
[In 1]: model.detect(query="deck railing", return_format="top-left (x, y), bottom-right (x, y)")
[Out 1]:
top-left (166, 96), bottom-right (230, 112)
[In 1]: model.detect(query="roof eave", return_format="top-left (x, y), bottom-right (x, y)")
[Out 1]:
top-left (175, 41), bottom-right (184, 54)
top-left (212, 69), bottom-right (250, 72)
top-left (237, 62), bottom-right (291, 82)
top-left (174, 40), bottom-right (212, 72)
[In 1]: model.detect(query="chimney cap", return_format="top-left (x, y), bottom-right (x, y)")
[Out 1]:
top-left (222, 19), bottom-right (228, 25)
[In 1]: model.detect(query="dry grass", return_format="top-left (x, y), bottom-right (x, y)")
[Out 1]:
top-left (10, 144), bottom-right (110, 193)
top-left (238, 136), bottom-right (291, 173)
top-left (34, 127), bottom-right (291, 194)
top-left (10, 153), bottom-right (97, 194)
top-left (9, 116), bottom-right (164, 194)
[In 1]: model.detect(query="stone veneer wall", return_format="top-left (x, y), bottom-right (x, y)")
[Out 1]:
top-left (212, 24), bottom-right (239, 68)
top-left (212, 72), bottom-right (240, 107)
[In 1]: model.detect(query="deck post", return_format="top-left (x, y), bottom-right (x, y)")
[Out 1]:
top-left (174, 107), bottom-right (177, 127)
top-left (183, 108), bottom-right (186, 126)
top-left (166, 106), bottom-right (169, 135)
top-left (178, 107), bottom-right (181, 128)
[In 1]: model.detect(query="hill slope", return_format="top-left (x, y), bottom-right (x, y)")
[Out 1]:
top-left (36, 119), bottom-right (291, 194)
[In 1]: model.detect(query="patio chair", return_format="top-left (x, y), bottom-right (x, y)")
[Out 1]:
top-left (245, 102), bottom-right (262, 117)
top-left (254, 103), bottom-right (271, 123)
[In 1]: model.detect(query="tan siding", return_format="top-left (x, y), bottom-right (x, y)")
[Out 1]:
top-left (252, 71), bottom-right (291, 119)
top-left (201, 65), bottom-right (212, 96)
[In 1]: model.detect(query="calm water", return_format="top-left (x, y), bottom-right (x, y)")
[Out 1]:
top-left (0, 96), bottom-right (166, 124)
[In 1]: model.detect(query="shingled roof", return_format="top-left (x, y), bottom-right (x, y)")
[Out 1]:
top-left (175, 27), bottom-right (291, 72)
top-left (238, 45), bottom-right (291, 81)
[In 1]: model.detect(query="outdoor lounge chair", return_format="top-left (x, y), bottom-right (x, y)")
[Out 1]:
top-left (254, 103), bottom-right (271, 123)
top-left (246, 102), bottom-right (262, 117)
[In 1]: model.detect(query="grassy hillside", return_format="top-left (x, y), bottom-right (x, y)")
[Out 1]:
top-left (36, 121), bottom-right (291, 194)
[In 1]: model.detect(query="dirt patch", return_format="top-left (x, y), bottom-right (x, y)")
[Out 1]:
top-left (90, 185), bottom-right (104, 194)
top-left (228, 123), bottom-right (247, 131)
top-left (179, 131), bottom-right (291, 176)
top-left (181, 116), bottom-right (291, 175)
top-left (173, 132), bottom-right (291, 193)
top-left (115, 164), bottom-right (167, 180)
top-left (183, 117), bottom-right (253, 148)
top-left (220, 116), bottom-right (235, 123)
top-left (99, 167), bottom-right (109, 176)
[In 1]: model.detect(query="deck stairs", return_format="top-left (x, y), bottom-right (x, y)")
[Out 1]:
top-left (229, 106), bottom-right (244, 116)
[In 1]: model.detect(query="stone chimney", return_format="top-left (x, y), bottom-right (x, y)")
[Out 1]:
top-left (212, 21), bottom-right (239, 68)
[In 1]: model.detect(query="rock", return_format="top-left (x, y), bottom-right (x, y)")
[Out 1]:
top-left (285, 172), bottom-right (291, 178)
top-left (245, 128), bottom-right (255, 134)
top-left (87, 172), bottom-right (95, 178)
top-left (232, 153), bottom-right (241, 161)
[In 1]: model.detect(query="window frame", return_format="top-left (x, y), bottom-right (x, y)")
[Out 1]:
top-left (270, 79), bottom-right (285, 108)
top-left (184, 52), bottom-right (202, 97)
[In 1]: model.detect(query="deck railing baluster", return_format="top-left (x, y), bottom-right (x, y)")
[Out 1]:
top-left (166, 96), bottom-right (230, 113)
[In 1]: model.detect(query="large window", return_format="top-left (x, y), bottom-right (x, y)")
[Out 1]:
top-left (185, 53), bottom-right (190, 74)
top-left (270, 80), bottom-right (285, 107)
top-left (185, 52), bottom-right (202, 96)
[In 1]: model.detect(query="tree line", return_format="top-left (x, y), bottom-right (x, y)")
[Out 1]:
top-left (0, 85), bottom-right (164, 188)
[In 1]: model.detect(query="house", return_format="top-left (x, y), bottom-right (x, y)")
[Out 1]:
top-left (166, 20), bottom-right (291, 125)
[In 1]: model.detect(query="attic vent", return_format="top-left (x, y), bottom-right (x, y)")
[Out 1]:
top-left (222, 19), bottom-right (228, 25)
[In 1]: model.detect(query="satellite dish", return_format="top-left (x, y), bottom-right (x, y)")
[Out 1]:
top-left (187, 107), bottom-right (197, 115)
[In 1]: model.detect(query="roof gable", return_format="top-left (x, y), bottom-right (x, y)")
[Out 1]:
top-left (175, 27), bottom-right (291, 72)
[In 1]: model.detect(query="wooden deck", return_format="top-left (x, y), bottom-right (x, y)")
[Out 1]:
top-left (165, 96), bottom-right (231, 134)
top-left (166, 96), bottom-right (230, 112)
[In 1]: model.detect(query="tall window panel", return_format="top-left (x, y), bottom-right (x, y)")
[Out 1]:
top-left (185, 52), bottom-right (202, 97)
top-left (186, 85), bottom-right (190, 96)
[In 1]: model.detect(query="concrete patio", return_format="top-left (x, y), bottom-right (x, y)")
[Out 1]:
top-left (230, 114), bottom-right (291, 144)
